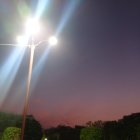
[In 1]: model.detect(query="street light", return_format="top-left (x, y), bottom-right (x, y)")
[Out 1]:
top-left (48, 36), bottom-right (58, 46)
top-left (20, 17), bottom-right (58, 140)
top-left (0, 17), bottom-right (58, 140)
top-left (25, 18), bottom-right (40, 36)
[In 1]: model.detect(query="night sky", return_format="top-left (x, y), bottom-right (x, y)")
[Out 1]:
top-left (0, 0), bottom-right (140, 128)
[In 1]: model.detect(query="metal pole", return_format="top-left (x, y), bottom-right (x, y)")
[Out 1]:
top-left (21, 39), bottom-right (35, 140)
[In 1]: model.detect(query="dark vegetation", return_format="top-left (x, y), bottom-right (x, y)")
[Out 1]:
top-left (0, 112), bottom-right (43, 140)
top-left (45, 125), bottom-right (84, 140)
top-left (0, 112), bottom-right (140, 140)
top-left (45, 113), bottom-right (140, 140)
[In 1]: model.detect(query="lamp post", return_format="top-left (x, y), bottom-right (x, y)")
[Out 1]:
top-left (0, 17), bottom-right (58, 140)
top-left (20, 37), bottom-right (35, 140)
top-left (20, 18), bottom-right (57, 140)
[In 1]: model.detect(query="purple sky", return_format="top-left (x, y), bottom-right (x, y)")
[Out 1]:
top-left (0, 0), bottom-right (140, 128)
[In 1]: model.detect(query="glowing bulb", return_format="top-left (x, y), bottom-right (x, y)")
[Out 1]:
top-left (25, 18), bottom-right (40, 35)
top-left (48, 36), bottom-right (58, 46)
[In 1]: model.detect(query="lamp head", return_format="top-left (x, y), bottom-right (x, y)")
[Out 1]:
top-left (25, 18), bottom-right (40, 36)
top-left (48, 36), bottom-right (58, 46)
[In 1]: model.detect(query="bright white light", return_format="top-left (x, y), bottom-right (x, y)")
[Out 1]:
top-left (44, 138), bottom-right (47, 140)
top-left (25, 18), bottom-right (40, 35)
top-left (48, 36), bottom-right (58, 46)
top-left (17, 36), bottom-right (23, 43)
top-left (16, 35), bottom-right (29, 47)
top-left (17, 36), bottom-right (26, 44)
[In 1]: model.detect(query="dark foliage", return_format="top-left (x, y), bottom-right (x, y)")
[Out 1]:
top-left (45, 125), bottom-right (84, 140)
top-left (16, 115), bottom-right (43, 140)
top-left (103, 113), bottom-right (140, 140)
top-left (0, 112), bottom-right (21, 139)
top-left (45, 113), bottom-right (140, 140)
top-left (1, 112), bottom-right (140, 140)
top-left (0, 112), bottom-right (43, 140)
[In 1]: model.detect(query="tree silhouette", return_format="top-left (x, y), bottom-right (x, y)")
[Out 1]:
top-left (0, 112), bottom-right (43, 140)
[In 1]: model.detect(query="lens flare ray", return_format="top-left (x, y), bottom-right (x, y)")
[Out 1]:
top-left (35, 0), bottom-right (50, 19)
top-left (56, 0), bottom-right (81, 36)
top-left (0, 47), bottom-right (25, 107)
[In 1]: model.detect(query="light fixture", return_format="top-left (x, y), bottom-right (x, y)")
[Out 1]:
top-left (25, 18), bottom-right (40, 36)
top-left (48, 36), bottom-right (58, 46)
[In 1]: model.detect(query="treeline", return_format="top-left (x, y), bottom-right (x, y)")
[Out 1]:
top-left (103, 112), bottom-right (140, 140)
top-left (45, 112), bottom-right (140, 140)
top-left (45, 125), bottom-right (84, 140)
top-left (0, 112), bottom-right (140, 140)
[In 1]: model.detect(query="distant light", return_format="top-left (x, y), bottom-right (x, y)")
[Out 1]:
top-left (25, 18), bottom-right (40, 35)
top-left (48, 36), bottom-right (58, 46)
top-left (44, 138), bottom-right (47, 140)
